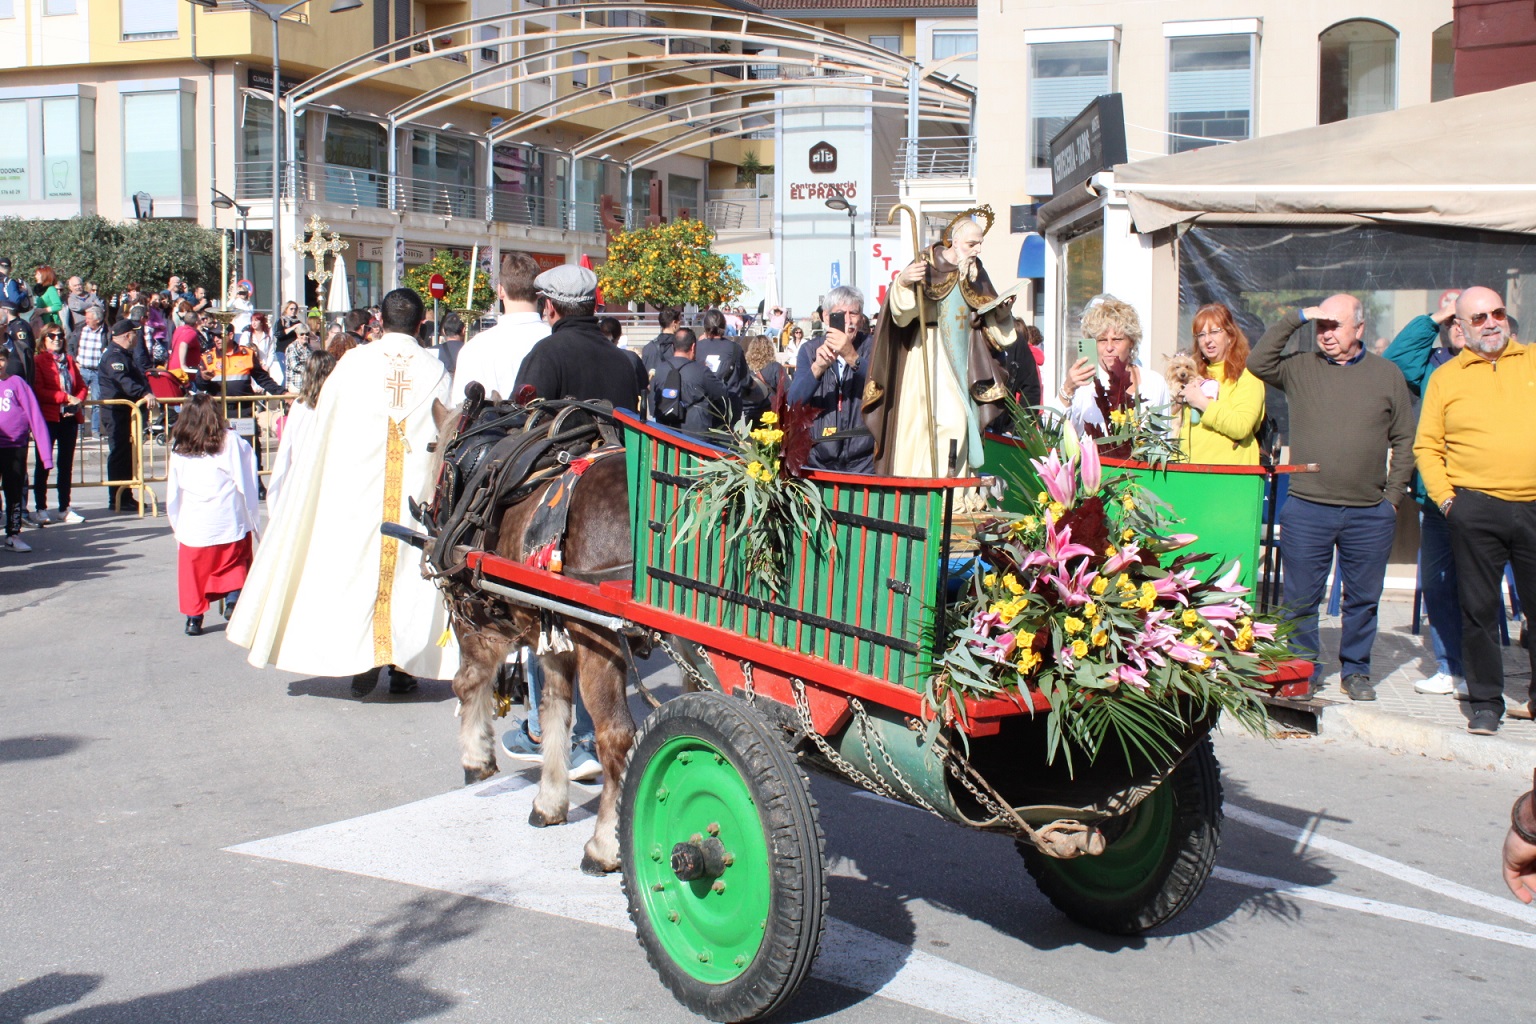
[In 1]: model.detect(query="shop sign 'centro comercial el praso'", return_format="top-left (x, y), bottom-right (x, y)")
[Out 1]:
top-left (1048, 93), bottom-right (1127, 196)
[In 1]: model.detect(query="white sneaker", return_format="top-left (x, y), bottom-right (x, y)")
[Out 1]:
top-left (4, 535), bottom-right (32, 552)
top-left (55, 507), bottom-right (83, 524)
top-left (1414, 672), bottom-right (1456, 695)
top-left (22, 510), bottom-right (48, 528)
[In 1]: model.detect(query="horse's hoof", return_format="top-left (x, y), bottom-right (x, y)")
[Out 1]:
top-left (463, 763), bottom-right (499, 786)
top-left (580, 851), bottom-right (619, 876)
top-left (529, 806), bottom-right (567, 828)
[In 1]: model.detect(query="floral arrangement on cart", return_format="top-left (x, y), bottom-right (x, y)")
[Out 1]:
top-left (934, 424), bottom-right (1287, 773)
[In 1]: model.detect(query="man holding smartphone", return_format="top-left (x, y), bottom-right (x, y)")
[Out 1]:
top-left (787, 285), bottom-right (874, 473)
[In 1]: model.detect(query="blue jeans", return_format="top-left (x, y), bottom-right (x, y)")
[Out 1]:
top-left (523, 649), bottom-right (595, 748)
top-left (1419, 499), bottom-right (1463, 676)
top-left (78, 366), bottom-right (100, 436)
top-left (1280, 496), bottom-right (1399, 680)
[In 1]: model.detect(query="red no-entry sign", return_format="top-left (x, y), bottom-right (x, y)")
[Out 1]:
top-left (428, 273), bottom-right (448, 299)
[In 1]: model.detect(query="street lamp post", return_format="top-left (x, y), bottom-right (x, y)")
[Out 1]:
top-left (211, 189), bottom-right (251, 290)
top-left (186, 0), bottom-right (361, 315)
top-left (825, 195), bottom-right (857, 291)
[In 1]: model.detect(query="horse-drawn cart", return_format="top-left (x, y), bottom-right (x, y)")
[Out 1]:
top-left (418, 405), bottom-right (1305, 1023)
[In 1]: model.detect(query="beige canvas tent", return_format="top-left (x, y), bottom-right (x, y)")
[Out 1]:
top-left (1112, 81), bottom-right (1536, 236)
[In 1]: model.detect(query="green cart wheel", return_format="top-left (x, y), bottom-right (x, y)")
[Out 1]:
top-left (1020, 735), bottom-right (1223, 935)
top-left (619, 690), bottom-right (826, 1023)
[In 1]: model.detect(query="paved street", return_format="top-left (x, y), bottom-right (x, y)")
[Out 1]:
top-left (3, 507), bottom-right (1533, 1024)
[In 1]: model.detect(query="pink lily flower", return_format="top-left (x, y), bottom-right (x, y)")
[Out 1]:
top-left (1079, 432), bottom-right (1102, 495)
top-left (1102, 544), bottom-right (1142, 575)
top-left (1166, 640), bottom-right (1207, 665)
top-left (1145, 532), bottom-right (1199, 554)
top-left (1030, 450), bottom-right (1077, 509)
top-left (972, 610), bottom-right (1003, 635)
top-left (1149, 569), bottom-right (1198, 606)
top-left (1209, 562), bottom-right (1249, 594)
top-left (1199, 602), bottom-right (1243, 622)
top-left (1109, 665), bottom-right (1150, 692)
top-left (1251, 622), bottom-right (1278, 640)
top-left (1021, 518), bottom-right (1096, 575)
top-left (1042, 562), bottom-right (1097, 607)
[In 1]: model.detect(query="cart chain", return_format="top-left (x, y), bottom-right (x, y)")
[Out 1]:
top-left (853, 697), bottom-right (941, 815)
top-left (653, 631), bottom-right (717, 693)
top-left (790, 679), bottom-right (899, 801)
top-left (741, 661), bottom-right (757, 707)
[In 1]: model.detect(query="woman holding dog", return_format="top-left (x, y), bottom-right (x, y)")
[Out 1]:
top-left (1177, 303), bottom-right (1266, 465)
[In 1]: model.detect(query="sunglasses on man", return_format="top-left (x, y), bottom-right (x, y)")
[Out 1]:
top-left (1457, 307), bottom-right (1508, 327)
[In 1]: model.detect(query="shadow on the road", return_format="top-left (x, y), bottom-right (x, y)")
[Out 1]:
top-left (286, 675), bottom-right (457, 704)
top-left (3, 891), bottom-right (489, 1023)
top-left (0, 971), bottom-right (101, 1020)
top-left (810, 759), bottom-right (1336, 970)
top-left (0, 733), bottom-right (90, 763)
top-left (0, 525), bottom-right (162, 597)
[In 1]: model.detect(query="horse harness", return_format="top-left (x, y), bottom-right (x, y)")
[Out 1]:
top-left (416, 384), bottom-right (627, 585)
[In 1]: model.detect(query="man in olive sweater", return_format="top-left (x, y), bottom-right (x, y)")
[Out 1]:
top-left (1413, 286), bottom-right (1536, 735)
top-left (1250, 294), bottom-right (1416, 701)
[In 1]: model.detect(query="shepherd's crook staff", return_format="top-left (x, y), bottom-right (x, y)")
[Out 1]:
top-left (888, 203), bottom-right (938, 475)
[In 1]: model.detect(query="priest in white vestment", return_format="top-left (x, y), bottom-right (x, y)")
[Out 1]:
top-left (228, 288), bottom-right (458, 688)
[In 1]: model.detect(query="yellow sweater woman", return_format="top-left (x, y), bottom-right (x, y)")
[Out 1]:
top-left (1176, 304), bottom-right (1266, 465)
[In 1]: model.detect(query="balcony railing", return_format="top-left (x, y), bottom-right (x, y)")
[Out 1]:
top-left (896, 136), bottom-right (976, 180)
top-left (234, 161), bottom-right (626, 233)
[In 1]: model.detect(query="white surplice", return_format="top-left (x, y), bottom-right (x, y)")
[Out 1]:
top-left (228, 333), bottom-right (458, 679)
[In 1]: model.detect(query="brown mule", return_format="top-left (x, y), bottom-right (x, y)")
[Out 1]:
top-left (429, 399), bottom-right (636, 875)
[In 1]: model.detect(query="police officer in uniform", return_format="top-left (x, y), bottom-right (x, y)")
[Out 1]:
top-left (98, 318), bottom-right (159, 512)
top-left (0, 300), bottom-right (36, 385)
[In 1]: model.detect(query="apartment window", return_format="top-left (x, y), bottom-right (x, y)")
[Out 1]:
top-left (598, 65), bottom-right (613, 94)
top-left (667, 173), bottom-right (699, 221)
top-left (1431, 22), bottom-right (1454, 102)
top-left (123, 91), bottom-right (194, 198)
top-left (1027, 40), bottom-right (1113, 170)
top-left (1319, 20), bottom-right (1396, 123)
top-left (45, 0), bottom-right (77, 14)
top-left (479, 26), bottom-right (501, 64)
top-left (571, 51), bottom-right (588, 89)
top-left (1167, 33), bottom-right (1255, 154)
top-left (122, 0), bottom-right (177, 40)
top-left (869, 35), bottom-right (902, 55)
top-left (933, 31), bottom-right (978, 61)
top-left (0, 2), bottom-right (14, 18)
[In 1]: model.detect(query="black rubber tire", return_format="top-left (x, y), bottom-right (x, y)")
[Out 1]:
top-left (1019, 735), bottom-right (1223, 935)
top-left (619, 690), bottom-right (827, 1023)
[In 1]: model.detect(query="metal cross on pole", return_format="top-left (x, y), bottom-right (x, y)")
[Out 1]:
top-left (291, 214), bottom-right (349, 311)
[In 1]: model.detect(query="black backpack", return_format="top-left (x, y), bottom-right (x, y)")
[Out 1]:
top-left (655, 358), bottom-right (686, 426)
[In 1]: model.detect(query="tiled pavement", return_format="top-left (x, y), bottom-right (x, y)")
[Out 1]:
top-left (1303, 595), bottom-right (1536, 765)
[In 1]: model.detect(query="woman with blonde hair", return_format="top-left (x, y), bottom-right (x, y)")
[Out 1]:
top-left (1056, 295), bottom-right (1171, 434)
top-left (1178, 303), bottom-right (1265, 465)
top-left (166, 393), bottom-right (260, 636)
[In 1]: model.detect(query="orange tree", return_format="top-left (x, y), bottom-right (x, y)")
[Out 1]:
top-left (597, 218), bottom-right (742, 309)
top-left (402, 250), bottom-right (495, 311)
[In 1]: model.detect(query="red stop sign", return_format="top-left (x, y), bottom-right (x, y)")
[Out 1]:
top-left (428, 273), bottom-right (448, 299)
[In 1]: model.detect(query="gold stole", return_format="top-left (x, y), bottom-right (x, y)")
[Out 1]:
top-left (372, 417), bottom-right (407, 666)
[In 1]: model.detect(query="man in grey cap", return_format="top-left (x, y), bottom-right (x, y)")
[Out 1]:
top-left (498, 262), bottom-right (645, 779)
top-left (513, 263), bottom-right (646, 412)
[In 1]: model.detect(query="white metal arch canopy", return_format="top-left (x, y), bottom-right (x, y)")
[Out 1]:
top-left (283, 2), bottom-right (975, 190)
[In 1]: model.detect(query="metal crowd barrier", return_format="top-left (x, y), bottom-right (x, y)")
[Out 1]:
top-left (24, 393), bottom-right (298, 519)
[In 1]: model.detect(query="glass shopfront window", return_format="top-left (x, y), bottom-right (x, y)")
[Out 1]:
top-left (408, 130), bottom-right (478, 217)
top-left (123, 91), bottom-right (193, 199)
top-left (322, 115), bottom-right (387, 207)
top-left (0, 101), bottom-right (28, 202)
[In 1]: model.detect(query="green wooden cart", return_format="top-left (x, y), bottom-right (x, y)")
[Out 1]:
top-left (464, 411), bottom-right (1301, 1022)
